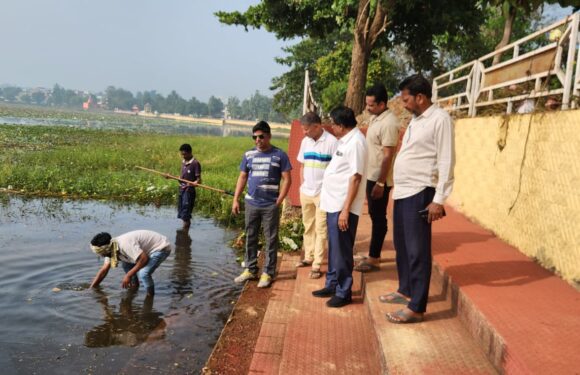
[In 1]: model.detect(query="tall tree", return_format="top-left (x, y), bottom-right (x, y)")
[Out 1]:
top-left (207, 96), bottom-right (224, 118)
top-left (345, 0), bottom-right (388, 114)
top-left (2, 86), bottom-right (22, 101)
top-left (226, 96), bottom-right (242, 119)
top-left (217, 0), bottom-right (484, 114)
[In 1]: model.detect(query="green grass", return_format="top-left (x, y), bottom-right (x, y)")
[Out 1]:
top-left (0, 124), bottom-right (303, 251)
top-left (0, 124), bottom-right (291, 227)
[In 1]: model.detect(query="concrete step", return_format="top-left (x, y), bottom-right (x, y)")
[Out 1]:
top-left (431, 206), bottom-right (580, 374)
top-left (363, 255), bottom-right (497, 374)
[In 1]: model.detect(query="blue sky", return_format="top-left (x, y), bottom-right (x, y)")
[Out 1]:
top-left (0, 1), bottom-right (574, 101)
top-left (0, 0), bottom-right (289, 101)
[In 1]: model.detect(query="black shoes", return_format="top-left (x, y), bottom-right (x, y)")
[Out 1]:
top-left (313, 287), bottom-right (352, 307)
top-left (312, 287), bottom-right (335, 298)
top-left (326, 295), bottom-right (352, 308)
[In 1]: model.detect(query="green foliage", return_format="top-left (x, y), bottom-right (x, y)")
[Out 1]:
top-left (207, 96), bottom-right (224, 118)
top-left (270, 36), bottom-right (340, 116)
top-left (48, 84), bottom-right (85, 107)
top-left (215, 1), bottom-right (340, 40)
top-left (387, 0), bottom-right (485, 72)
top-left (321, 81), bottom-right (348, 111)
top-left (432, 3), bottom-right (546, 74)
top-left (218, 0), bottom-right (487, 115)
top-left (105, 86), bottom-right (135, 110)
top-left (0, 124), bottom-right (290, 227)
top-left (1, 86), bottom-right (22, 101)
top-left (227, 96), bottom-right (242, 118)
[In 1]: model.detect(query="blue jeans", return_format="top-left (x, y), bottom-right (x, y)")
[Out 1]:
top-left (122, 249), bottom-right (170, 291)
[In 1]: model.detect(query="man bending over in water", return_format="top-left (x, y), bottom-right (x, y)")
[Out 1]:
top-left (90, 230), bottom-right (172, 297)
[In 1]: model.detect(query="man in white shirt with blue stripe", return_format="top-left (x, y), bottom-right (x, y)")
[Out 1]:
top-left (296, 112), bottom-right (338, 279)
top-left (384, 74), bottom-right (455, 324)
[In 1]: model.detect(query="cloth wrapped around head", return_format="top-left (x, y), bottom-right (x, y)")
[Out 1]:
top-left (90, 240), bottom-right (119, 268)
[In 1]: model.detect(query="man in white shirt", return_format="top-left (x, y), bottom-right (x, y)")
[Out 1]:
top-left (312, 106), bottom-right (367, 308)
top-left (90, 230), bottom-right (172, 297)
top-left (384, 75), bottom-right (455, 324)
top-left (355, 83), bottom-right (400, 272)
top-left (295, 112), bottom-right (338, 279)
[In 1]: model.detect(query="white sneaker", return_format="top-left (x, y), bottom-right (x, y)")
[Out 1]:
top-left (257, 273), bottom-right (272, 288)
top-left (234, 269), bottom-right (258, 283)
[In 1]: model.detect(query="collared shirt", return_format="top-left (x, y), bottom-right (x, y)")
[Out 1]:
top-left (240, 146), bottom-right (292, 207)
top-left (180, 157), bottom-right (201, 191)
top-left (297, 130), bottom-right (338, 197)
top-left (320, 127), bottom-right (368, 215)
top-left (393, 104), bottom-right (455, 204)
top-left (105, 230), bottom-right (172, 265)
top-left (366, 109), bottom-right (400, 186)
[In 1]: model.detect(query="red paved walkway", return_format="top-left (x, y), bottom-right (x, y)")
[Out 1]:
top-left (244, 204), bottom-right (580, 374)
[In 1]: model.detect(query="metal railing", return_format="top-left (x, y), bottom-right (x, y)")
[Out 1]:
top-left (433, 12), bottom-right (580, 117)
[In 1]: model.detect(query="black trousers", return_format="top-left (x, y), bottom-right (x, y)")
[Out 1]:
top-left (393, 187), bottom-right (434, 313)
top-left (366, 180), bottom-right (391, 258)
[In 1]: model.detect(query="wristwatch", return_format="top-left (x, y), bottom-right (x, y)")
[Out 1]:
top-left (376, 181), bottom-right (385, 187)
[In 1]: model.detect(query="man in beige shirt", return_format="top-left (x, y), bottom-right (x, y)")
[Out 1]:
top-left (355, 83), bottom-right (400, 272)
top-left (384, 74), bottom-right (455, 324)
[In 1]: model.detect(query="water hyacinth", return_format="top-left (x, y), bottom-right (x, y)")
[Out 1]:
top-left (0, 121), bottom-right (303, 252)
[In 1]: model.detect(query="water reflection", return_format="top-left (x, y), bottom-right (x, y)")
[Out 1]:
top-left (85, 289), bottom-right (166, 348)
top-left (172, 229), bottom-right (193, 296)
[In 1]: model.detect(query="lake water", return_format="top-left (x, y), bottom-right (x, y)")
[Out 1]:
top-left (0, 116), bottom-right (289, 138)
top-left (0, 196), bottom-right (242, 374)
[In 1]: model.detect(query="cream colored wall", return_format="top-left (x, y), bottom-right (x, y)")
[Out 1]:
top-left (449, 110), bottom-right (580, 285)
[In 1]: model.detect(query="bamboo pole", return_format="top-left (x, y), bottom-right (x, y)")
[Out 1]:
top-left (135, 166), bottom-right (234, 196)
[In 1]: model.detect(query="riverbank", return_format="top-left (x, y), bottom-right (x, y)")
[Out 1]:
top-left (135, 111), bottom-right (291, 131)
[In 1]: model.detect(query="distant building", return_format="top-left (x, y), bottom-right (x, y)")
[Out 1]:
top-left (131, 104), bottom-right (140, 113)
top-left (144, 103), bottom-right (152, 113)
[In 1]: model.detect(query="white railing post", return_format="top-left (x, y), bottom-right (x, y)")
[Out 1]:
top-left (573, 14), bottom-right (580, 109)
top-left (469, 62), bottom-right (481, 117)
top-left (562, 13), bottom-right (579, 110)
top-left (432, 80), bottom-right (438, 102)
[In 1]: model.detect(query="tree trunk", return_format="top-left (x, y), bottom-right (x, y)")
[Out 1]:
top-left (492, 4), bottom-right (517, 65)
top-left (344, 0), bottom-right (389, 115)
top-left (345, 37), bottom-right (371, 115)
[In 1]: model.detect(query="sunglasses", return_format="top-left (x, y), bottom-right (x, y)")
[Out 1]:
top-left (252, 134), bottom-right (266, 140)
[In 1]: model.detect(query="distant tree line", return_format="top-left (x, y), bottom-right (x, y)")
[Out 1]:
top-left (0, 84), bottom-right (286, 122)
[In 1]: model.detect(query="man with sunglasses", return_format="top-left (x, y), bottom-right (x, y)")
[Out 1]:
top-left (384, 74), bottom-right (455, 324)
top-left (232, 121), bottom-right (292, 288)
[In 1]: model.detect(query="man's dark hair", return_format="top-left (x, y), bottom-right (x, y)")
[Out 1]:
top-left (179, 144), bottom-right (192, 153)
top-left (91, 232), bottom-right (112, 247)
top-left (366, 83), bottom-right (389, 104)
top-left (300, 112), bottom-right (321, 126)
top-left (252, 120), bottom-right (271, 134)
top-left (329, 106), bottom-right (357, 129)
top-left (398, 74), bottom-right (432, 99)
